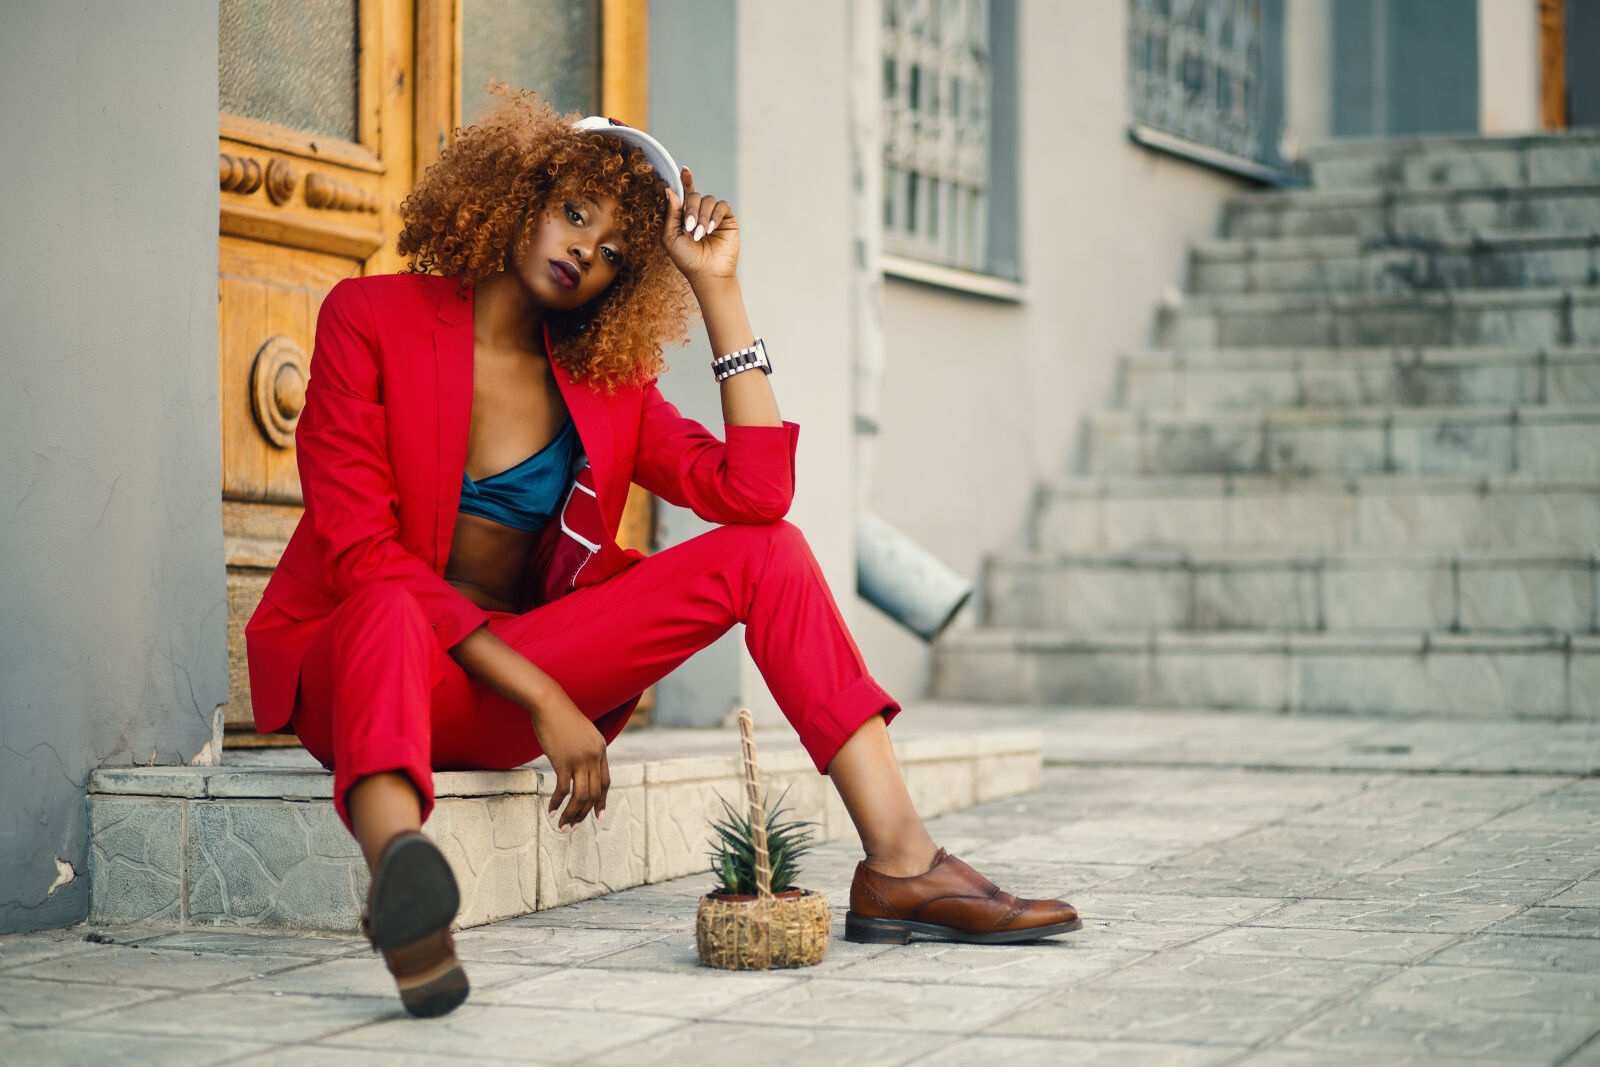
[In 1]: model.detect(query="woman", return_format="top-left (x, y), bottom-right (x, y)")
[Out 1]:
top-left (246, 87), bottom-right (1079, 1018)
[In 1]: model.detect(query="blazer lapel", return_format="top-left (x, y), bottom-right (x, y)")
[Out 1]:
top-left (547, 322), bottom-right (615, 514)
top-left (433, 283), bottom-right (474, 568)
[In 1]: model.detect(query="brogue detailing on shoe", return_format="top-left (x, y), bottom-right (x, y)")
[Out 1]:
top-left (992, 900), bottom-right (1031, 932)
top-left (860, 877), bottom-right (900, 918)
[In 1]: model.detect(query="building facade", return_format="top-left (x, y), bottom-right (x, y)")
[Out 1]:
top-left (0, 0), bottom-right (1576, 932)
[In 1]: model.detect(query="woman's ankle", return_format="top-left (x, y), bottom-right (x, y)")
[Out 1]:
top-left (348, 771), bottom-right (424, 872)
top-left (862, 841), bottom-right (940, 879)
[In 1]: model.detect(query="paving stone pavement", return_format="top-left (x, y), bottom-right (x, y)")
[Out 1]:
top-left (4, 708), bottom-right (1598, 1066)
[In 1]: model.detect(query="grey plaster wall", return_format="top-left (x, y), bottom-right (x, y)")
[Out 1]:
top-left (0, 1), bottom-right (228, 932)
top-left (647, 0), bottom-right (744, 727)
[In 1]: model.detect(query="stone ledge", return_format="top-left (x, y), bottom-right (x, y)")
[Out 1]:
top-left (1224, 180), bottom-right (1600, 212)
top-left (933, 627), bottom-right (1599, 718)
top-left (1169, 283), bottom-right (1594, 314)
top-left (1120, 346), bottom-right (1600, 414)
top-left (941, 625), bottom-right (1590, 656)
top-left (1091, 402), bottom-right (1600, 432)
top-left (983, 547), bottom-right (1598, 635)
top-left (1124, 343), bottom-right (1600, 369)
top-left (1086, 404), bottom-right (1600, 480)
top-left (1307, 130), bottom-right (1600, 190)
top-left (1304, 128), bottom-right (1600, 158)
top-left (87, 726), bottom-right (1041, 936)
top-left (1191, 231), bottom-right (1600, 259)
top-left (1040, 472), bottom-right (1600, 497)
top-left (1222, 184), bottom-right (1600, 243)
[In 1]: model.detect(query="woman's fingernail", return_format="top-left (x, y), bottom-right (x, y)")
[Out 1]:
top-left (707, 221), bottom-right (718, 234)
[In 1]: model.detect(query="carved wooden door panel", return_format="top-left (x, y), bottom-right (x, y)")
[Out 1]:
top-left (219, 0), bottom-right (650, 741)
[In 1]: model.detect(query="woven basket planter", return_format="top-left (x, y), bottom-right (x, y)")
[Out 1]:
top-left (695, 889), bottom-right (830, 970)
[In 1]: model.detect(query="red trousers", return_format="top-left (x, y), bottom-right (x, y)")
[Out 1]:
top-left (290, 521), bottom-right (900, 829)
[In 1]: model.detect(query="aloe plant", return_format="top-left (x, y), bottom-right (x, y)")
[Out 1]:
top-left (707, 790), bottom-right (817, 896)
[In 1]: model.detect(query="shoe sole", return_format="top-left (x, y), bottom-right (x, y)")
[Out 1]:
top-left (392, 930), bottom-right (471, 1018)
top-left (368, 834), bottom-right (460, 951)
top-left (843, 911), bottom-right (1083, 945)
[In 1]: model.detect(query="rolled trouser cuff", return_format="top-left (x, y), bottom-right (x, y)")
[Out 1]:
top-left (799, 675), bottom-right (902, 774)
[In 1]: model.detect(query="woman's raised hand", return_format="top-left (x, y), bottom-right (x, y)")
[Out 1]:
top-left (664, 166), bottom-right (738, 285)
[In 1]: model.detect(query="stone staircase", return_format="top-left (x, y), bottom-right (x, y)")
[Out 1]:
top-left (933, 132), bottom-right (1600, 720)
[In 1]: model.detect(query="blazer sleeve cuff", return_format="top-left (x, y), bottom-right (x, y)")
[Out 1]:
top-left (722, 421), bottom-right (800, 515)
top-left (434, 598), bottom-right (492, 650)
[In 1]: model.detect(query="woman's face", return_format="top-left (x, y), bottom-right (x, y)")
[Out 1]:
top-left (513, 194), bottom-right (628, 312)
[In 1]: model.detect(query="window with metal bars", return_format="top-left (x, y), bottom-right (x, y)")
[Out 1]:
top-left (882, 0), bottom-right (1017, 278)
top-left (1127, 0), bottom-right (1292, 182)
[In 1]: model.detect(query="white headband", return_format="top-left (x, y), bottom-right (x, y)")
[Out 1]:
top-left (572, 117), bottom-right (684, 202)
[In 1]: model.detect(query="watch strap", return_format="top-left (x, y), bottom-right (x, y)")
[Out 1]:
top-left (712, 339), bottom-right (771, 381)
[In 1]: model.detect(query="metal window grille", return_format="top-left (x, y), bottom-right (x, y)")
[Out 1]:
top-left (1129, 0), bottom-right (1265, 163)
top-left (882, 0), bottom-right (992, 272)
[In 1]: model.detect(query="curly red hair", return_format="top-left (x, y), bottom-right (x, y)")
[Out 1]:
top-left (397, 84), bottom-right (692, 389)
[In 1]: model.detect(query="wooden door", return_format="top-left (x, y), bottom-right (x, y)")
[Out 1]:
top-left (219, 0), bottom-right (651, 741)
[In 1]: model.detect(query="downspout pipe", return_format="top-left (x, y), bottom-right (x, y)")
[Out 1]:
top-left (857, 512), bottom-right (972, 641)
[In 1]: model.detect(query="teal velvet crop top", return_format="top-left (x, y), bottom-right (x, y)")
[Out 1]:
top-left (457, 417), bottom-right (583, 532)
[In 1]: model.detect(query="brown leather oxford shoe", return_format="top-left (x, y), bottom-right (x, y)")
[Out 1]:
top-left (845, 848), bottom-right (1082, 944)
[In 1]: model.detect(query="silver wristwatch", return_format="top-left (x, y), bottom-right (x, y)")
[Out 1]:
top-left (711, 339), bottom-right (772, 382)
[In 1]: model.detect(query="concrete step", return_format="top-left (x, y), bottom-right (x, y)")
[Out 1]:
top-left (908, 701), bottom-right (1600, 775)
top-left (1190, 231), bottom-right (1600, 296)
top-left (1034, 475), bottom-right (1600, 554)
top-left (1156, 286), bottom-right (1600, 349)
top-left (1119, 345), bottom-right (1600, 412)
top-left (982, 547), bottom-right (1598, 635)
top-left (1086, 403), bottom-right (1600, 479)
top-left (930, 627), bottom-right (1600, 719)
top-left (1220, 183), bottom-right (1600, 242)
top-left (1306, 130), bottom-right (1600, 192)
top-left (87, 726), bottom-right (1040, 934)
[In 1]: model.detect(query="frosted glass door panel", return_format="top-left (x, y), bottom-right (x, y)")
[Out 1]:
top-left (220, 0), bottom-right (360, 141)
top-left (461, 0), bottom-right (601, 122)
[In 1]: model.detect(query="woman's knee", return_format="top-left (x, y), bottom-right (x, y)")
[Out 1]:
top-left (714, 519), bottom-right (811, 559)
top-left (725, 521), bottom-right (823, 592)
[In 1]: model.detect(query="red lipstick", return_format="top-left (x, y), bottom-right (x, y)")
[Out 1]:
top-left (549, 259), bottom-right (580, 289)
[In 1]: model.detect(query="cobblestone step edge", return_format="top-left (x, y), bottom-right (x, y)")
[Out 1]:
top-left (86, 729), bottom-right (1041, 936)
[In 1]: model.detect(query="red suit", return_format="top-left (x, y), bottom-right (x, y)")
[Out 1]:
top-left (246, 274), bottom-right (897, 827)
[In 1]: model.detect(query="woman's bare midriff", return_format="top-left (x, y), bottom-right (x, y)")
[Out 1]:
top-left (444, 512), bottom-right (539, 613)
top-left (449, 322), bottom-right (571, 613)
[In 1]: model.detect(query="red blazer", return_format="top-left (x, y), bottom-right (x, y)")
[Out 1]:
top-left (245, 273), bottom-right (800, 735)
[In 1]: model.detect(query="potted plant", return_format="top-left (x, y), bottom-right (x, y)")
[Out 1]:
top-left (695, 711), bottom-right (831, 970)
